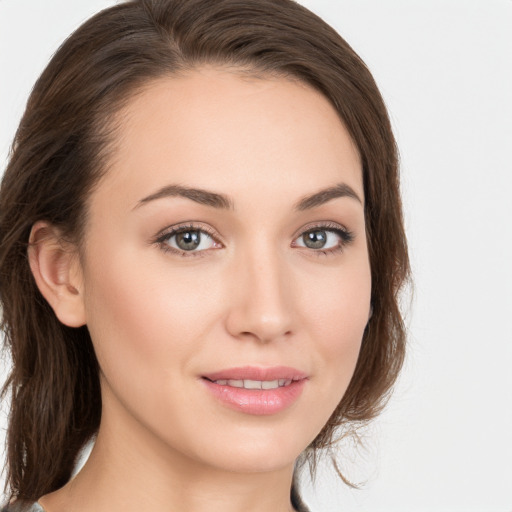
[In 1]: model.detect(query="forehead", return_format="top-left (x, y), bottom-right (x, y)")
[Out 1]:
top-left (95, 67), bottom-right (363, 211)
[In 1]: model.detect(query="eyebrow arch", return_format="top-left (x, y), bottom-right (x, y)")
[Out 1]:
top-left (135, 182), bottom-right (361, 212)
top-left (294, 183), bottom-right (362, 211)
top-left (135, 184), bottom-right (234, 210)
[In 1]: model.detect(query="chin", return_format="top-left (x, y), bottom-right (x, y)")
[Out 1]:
top-left (180, 420), bottom-right (319, 475)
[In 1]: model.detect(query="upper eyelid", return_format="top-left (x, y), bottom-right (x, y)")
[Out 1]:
top-left (154, 222), bottom-right (222, 243)
top-left (291, 220), bottom-right (351, 239)
top-left (155, 221), bottom-right (350, 240)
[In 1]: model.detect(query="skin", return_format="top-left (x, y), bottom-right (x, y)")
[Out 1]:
top-left (33, 67), bottom-right (371, 512)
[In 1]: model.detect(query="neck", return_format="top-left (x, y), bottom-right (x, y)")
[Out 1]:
top-left (39, 395), bottom-right (298, 512)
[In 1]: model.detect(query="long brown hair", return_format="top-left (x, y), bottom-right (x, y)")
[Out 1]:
top-left (0, 0), bottom-right (410, 503)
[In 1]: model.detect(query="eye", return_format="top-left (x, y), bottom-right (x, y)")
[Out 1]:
top-left (293, 224), bottom-right (354, 253)
top-left (156, 225), bottom-right (221, 255)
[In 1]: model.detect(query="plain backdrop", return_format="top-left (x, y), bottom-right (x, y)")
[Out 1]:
top-left (1, 1), bottom-right (511, 511)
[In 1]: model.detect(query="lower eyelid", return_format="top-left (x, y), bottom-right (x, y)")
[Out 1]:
top-left (153, 223), bottom-right (353, 257)
top-left (153, 224), bottom-right (224, 257)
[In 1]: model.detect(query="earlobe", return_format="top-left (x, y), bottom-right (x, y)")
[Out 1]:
top-left (28, 221), bottom-right (86, 328)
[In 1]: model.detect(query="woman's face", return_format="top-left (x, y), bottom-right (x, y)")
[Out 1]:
top-left (78, 68), bottom-right (371, 474)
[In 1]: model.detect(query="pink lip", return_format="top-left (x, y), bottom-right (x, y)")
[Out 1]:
top-left (203, 366), bottom-right (307, 382)
top-left (201, 366), bottom-right (308, 416)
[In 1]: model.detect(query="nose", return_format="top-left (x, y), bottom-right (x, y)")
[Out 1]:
top-left (224, 245), bottom-right (295, 344)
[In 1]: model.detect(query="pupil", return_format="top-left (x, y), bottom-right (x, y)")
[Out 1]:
top-left (304, 230), bottom-right (327, 249)
top-left (176, 231), bottom-right (201, 250)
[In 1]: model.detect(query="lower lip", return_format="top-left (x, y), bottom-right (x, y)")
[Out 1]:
top-left (202, 379), bottom-right (306, 415)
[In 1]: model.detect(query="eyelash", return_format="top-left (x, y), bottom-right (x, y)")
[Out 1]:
top-left (154, 223), bottom-right (220, 258)
top-left (153, 222), bottom-right (354, 258)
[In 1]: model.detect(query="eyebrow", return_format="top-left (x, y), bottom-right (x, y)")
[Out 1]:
top-left (294, 183), bottom-right (362, 210)
top-left (135, 184), bottom-right (234, 210)
top-left (135, 182), bottom-right (362, 211)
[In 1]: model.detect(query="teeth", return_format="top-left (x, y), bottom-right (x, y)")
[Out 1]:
top-left (244, 379), bottom-right (263, 389)
top-left (214, 379), bottom-right (292, 389)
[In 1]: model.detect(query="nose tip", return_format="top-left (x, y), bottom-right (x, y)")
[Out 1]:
top-left (224, 254), bottom-right (294, 344)
top-left (236, 314), bottom-right (293, 344)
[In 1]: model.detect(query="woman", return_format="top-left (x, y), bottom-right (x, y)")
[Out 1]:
top-left (0, 1), bottom-right (410, 511)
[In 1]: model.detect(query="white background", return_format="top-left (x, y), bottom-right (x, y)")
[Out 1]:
top-left (1, 1), bottom-right (511, 511)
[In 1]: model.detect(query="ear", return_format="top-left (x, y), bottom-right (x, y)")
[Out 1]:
top-left (28, 221), bottom-right (86, 328)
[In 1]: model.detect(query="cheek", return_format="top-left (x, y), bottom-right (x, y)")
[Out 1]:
top-left (305, 254), bottom-right (371, 339)
top-left (81, 243), bottom-right (222, 385)
top-left (300, 258), bottom-right (371, 407)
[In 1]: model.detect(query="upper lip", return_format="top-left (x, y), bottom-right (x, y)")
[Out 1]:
top-left (202, 366), bottom-right (308, 382)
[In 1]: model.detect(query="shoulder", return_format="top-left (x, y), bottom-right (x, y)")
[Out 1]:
top-left (1, 502), bottom-right (44, 512)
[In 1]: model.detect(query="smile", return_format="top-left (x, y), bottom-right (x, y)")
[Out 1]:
top-left (201, 366), bottom-right (307, 415)
top-left (208, 379), bottom-right (293, 389)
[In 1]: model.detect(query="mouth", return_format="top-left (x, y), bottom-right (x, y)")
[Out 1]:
top-left (201, 366), bottom-right (308, 415)
top-left (203, 378), bottom-right (293, 390)
top-left (202, 365), bottom-right (307, 382)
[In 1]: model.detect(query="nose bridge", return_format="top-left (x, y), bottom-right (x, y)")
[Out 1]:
top-left (225, 239), bottom-right (294, 343)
